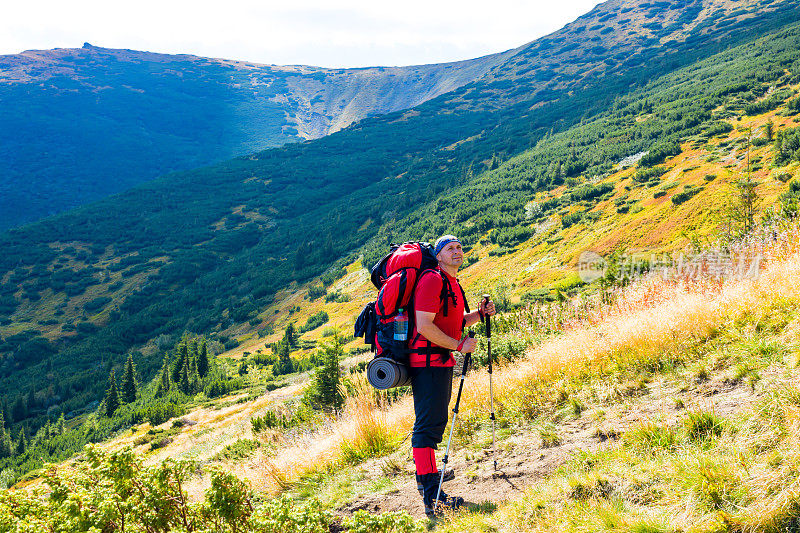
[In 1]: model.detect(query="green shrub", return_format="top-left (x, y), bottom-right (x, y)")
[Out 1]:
top-left (204, 377), bottom-right (243, 398)
top-left (213, 438), bottom-right (261, 462)
top-left (307, 285), bottom-right (327, 301)
top-left (144, 401), bottom-right (186, 426)
top-left (83, 296), bottom-right (111, 312)
top-left (300, 311), bottom-right (329, 334)
top-left (562, 211), bottom-right (584, 227)
top-left (639, 140), bottom-right (681, 167)
top-left (633, 165), bottom-right (667, 183)
top-left (325, 291), bottom-right (351, 303)
top-left (321, 268), bottom-right (347, 287)
top-left (342, 509), bottom-right (424, 533)
top-left (672, 186), bottom-right (701, 205)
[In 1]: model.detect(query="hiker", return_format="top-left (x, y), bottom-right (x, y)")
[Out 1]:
top-left (410, 234), bottom-right (496, 516)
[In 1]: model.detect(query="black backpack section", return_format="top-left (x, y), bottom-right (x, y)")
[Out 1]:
top-left (354, 241), bottom-right (469, 367)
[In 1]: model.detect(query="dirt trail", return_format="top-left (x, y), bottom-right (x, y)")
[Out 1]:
top-left (339, 371), bottom-right (775, 520)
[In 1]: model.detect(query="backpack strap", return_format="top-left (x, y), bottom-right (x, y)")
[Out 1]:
top-left (438, 271), bottom-right (457, 317)
top-left (458, 281), bottom-right (470, 314)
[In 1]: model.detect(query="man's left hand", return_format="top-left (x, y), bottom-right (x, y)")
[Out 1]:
top-left (481, 299), bottom-right (496, 317)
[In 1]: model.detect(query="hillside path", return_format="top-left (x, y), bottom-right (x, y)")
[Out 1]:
top-left (338, 370), bottom-right (776, 521)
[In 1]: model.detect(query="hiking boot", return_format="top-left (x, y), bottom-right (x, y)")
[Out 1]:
top-left (424, 493), bottom-right (464, 518)
top-left (419, 472), bottom-right (463, 517)
top-left (416, 468), bottom-right (455, 496)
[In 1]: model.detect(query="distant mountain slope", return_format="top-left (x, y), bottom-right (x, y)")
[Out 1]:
top-left (0, 44), bottom-right (512, 230)
top-left (0, 0), bottom-right (798, 441)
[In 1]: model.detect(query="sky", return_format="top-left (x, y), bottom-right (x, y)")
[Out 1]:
top-left (3, 0), bottom-right (603, 68)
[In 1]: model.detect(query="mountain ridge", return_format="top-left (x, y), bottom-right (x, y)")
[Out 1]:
top-left (0, 42), bottom-right (513, 230)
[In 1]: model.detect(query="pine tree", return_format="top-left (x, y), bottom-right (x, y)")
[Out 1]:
top-left (156, 355), bottom-right (171, 397)
top-left (0, 412), bottom-right (9, 459)
top-left (312, 335), bottom-right (344, 410)
top-left (190, 340), bottom-right (199, 374)
top-left (15, 427), bottom-right (26, 456)
top-left (284, 322), bottom-right (296, 348)
top-left (11, 396), bottom-right (26, 423)
top-left (180, 356), bottom-right (191, 394)
top-left (121, 354), bottom-right (138, 404)
top-left (2, 401), bottom-right (10, 429)
top-left (104, 371), bottom-right (120, 417)
top-left (276, 341), bottom-right (293, 375)
top-left (197, 341), bottom-right (209, 378)
top-left (56, 414), bottom-right (66, 435)
top-left (27, 388), bottom-right (36, 412)
top-left (172, 342), bottom-right (188, 384)
top-left (189, 352), bottom-right (198, 379)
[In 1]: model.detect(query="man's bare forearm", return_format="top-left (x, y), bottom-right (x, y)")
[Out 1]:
top-left (464, 310), bottom-right (482, 327)
top-left (417, 322), bottom-right (460, 350)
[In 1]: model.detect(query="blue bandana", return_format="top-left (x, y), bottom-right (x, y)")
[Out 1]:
top-left (434, 235), bottom-right (461, 256)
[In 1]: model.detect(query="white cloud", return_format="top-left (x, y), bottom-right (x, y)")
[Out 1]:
top-left (2, 0), bottom-right (602, 67)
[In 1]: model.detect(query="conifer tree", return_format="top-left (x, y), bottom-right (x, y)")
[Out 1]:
top-left (11, 396), bottom-right (26, 423)
top-left (2, 401), bottom-right (10, 429)
top-left (104, 371), bottom-right (120, 417)
top-left (276, 341), bottom-right (293, 375)
top-left (121, 354), bottom-right (138, 404)
top-left (56, 413), bottom-right (66, 435)
top-left (284, 323), bottom-right (296, 348)
top-left (27, 388), bottom-right (36, 412)
top-left (190, 340), bottom-right (199, 375)
top-left (0, 413), bottom-right (9, 459)
top-left (15, 427), bottom-right (26, 456)
top-left (180, 356), bottom-right (191, 394)
top-left (156, 355), bottom-right (171, 397)
top-left (312, 335), bottom-right (344, 410)
top-left (189, 352), bottom-right (198, 377)
top-left (172, 342), bottom-right (188, 384)
top-left (197, 341), bottom-right (209, 378)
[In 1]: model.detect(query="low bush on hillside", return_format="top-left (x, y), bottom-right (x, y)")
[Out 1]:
top-left (672, 185), bottom-right (702, 205)
top-left (0, 445), bottom-right (423, 532)
top-left (632, 165), bottom-right (667, 183)
top-left (299, 311), bottom-right (329, 334)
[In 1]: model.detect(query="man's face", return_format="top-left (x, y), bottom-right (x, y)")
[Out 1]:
top-left (437, 241), bottom-right (463, 268)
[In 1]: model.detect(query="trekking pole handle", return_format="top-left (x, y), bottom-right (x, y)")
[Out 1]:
top-left (466, 330), bottom-right (475, 350)
top-left (482, 294), bottom-right (491, 338)
top-left (453, 331), bottom-right (475, 412)
top-left (460, 331), bottom-right (475, 373)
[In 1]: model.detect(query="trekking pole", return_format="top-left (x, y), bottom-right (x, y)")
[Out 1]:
top-left (435, 331), bottom-right (475, 512)
top-left (483, 294), bottom-right (497, 471)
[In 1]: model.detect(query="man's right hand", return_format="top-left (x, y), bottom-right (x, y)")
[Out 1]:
top-left (457, 336), bottom-right (477, 353)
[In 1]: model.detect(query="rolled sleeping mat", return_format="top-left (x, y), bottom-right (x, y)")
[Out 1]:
top-left (367, 357), bottom-right (411, 389)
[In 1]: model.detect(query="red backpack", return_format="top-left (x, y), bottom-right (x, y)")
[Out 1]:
top-left (354, 242), bottom-right (468, 366)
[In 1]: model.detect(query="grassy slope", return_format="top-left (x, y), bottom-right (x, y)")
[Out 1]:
top-left (3, 0), bottom-right (796, 425)
top-left (4, 0), bottom-right (800, 502)
top-left (72, 84), bottom-right (800, 527)
top-left (82, 196), bottom-right (800, 532)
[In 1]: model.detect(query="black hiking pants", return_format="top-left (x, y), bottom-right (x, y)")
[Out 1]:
top-left (410, 366), bottom-right (454, 449)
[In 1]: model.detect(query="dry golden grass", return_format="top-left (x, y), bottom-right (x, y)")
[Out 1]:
top-left (247, 223), bottom-right (800, 497)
